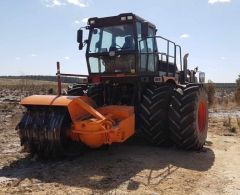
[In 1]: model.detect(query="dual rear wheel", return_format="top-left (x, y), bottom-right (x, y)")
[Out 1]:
top-left (139, 84), bottom-right (208, 150)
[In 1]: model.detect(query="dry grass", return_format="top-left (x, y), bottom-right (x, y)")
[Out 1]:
top-left (210, 87), bottom-right (240, 111)
top-left (205, 82), bottom-right (215, 106)
top-left (0, 78), bottom-right (68, 95)
top-left (237, 117), bottom-right (240, 129)
top-left (223, 115), bottom-right (238, 133)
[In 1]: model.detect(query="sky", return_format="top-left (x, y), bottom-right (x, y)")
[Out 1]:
top-left (0, 0), bottom-right (239, 82)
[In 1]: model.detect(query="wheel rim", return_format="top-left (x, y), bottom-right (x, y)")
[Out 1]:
top-left (198, 101), bottom-right (207, 133)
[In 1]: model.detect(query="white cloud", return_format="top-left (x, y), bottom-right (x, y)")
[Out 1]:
top-left (66, 0), bottom-right (88, 7)
top-left (81, 17), bottom-right (89, 24)
top-left (30, 54), bottom-right (37, 57)
top-left (180, 34), bottom-right (190, 39)
top-left (208, 0), bottom-right (231, 4)
top-left (42, 0), bottom-right (66, 7)
top-left (63, 56), bottom-right (70, 60)
top-left (16, 57), bottom-right (21, 60)
top-left (220, 57), bottom-right (227, 60)
top-left (42, 0), bottom-right (89, 8)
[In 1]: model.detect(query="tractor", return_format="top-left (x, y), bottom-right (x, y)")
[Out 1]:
top-left (17, 13), bottom-right (208, 158)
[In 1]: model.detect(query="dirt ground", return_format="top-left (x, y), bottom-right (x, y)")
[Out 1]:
top-left (0, 80), bottom-right (240, 195)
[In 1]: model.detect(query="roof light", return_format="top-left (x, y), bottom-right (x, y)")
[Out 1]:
top-left (121, 16), bottom-right (127, 21)
top-left (89, 20), bottom-right (95, 25)
top-left (127, 16), bottom-right (133, 20)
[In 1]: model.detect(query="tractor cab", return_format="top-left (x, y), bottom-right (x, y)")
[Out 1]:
top-left (78, 13), bottom-right (183, 81)
top-left (79, 13), bottom-right (167, 76)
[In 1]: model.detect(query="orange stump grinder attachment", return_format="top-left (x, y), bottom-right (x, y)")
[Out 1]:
top-left (17, 95), bottom-right (135, 156)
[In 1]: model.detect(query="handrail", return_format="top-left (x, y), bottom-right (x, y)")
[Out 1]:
top-left (139, 35), bottom-right (182, 77)
top-left (56, 62), bottom-right (89, 96)
top-left (57, 73), bottom-right (89, 77)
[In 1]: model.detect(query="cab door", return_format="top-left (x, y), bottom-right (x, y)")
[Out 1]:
top-left (138, 23), bottom-right (158, 74)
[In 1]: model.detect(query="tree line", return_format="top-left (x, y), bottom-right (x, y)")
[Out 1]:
top-left (0, 75), bottom-right (81, 84)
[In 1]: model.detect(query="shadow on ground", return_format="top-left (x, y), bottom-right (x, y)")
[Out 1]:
top-left (0, 136), bottom-right (215, 192)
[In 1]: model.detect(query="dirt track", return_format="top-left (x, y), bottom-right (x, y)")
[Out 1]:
top-left (0, 85), bottom-right (240, 195)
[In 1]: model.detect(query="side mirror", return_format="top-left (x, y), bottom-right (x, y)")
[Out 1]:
top-left (77, 29), bottom-right (83, 50)
top-left (141, 22), bottom-right (149, 38)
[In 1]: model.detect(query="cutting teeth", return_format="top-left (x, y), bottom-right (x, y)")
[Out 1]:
top-left (17, 106), bottom-right (71, 159)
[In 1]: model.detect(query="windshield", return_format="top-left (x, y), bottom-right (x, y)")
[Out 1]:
top-left (89, 24), bottom-right (135, 53)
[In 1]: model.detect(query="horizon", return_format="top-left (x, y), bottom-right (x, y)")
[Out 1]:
top-left (0, 0), bottom-right (240, 82)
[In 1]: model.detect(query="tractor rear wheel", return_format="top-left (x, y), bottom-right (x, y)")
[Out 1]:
top-left (139, 85), bottom-right (171, 145)
top-left (169, 84), bottom-right (208, 149)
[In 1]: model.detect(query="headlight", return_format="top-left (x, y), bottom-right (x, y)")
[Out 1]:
top-left (121, 16), bottom-right (127, 21)
top-left (127, 16), bottom-right (133, 20)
